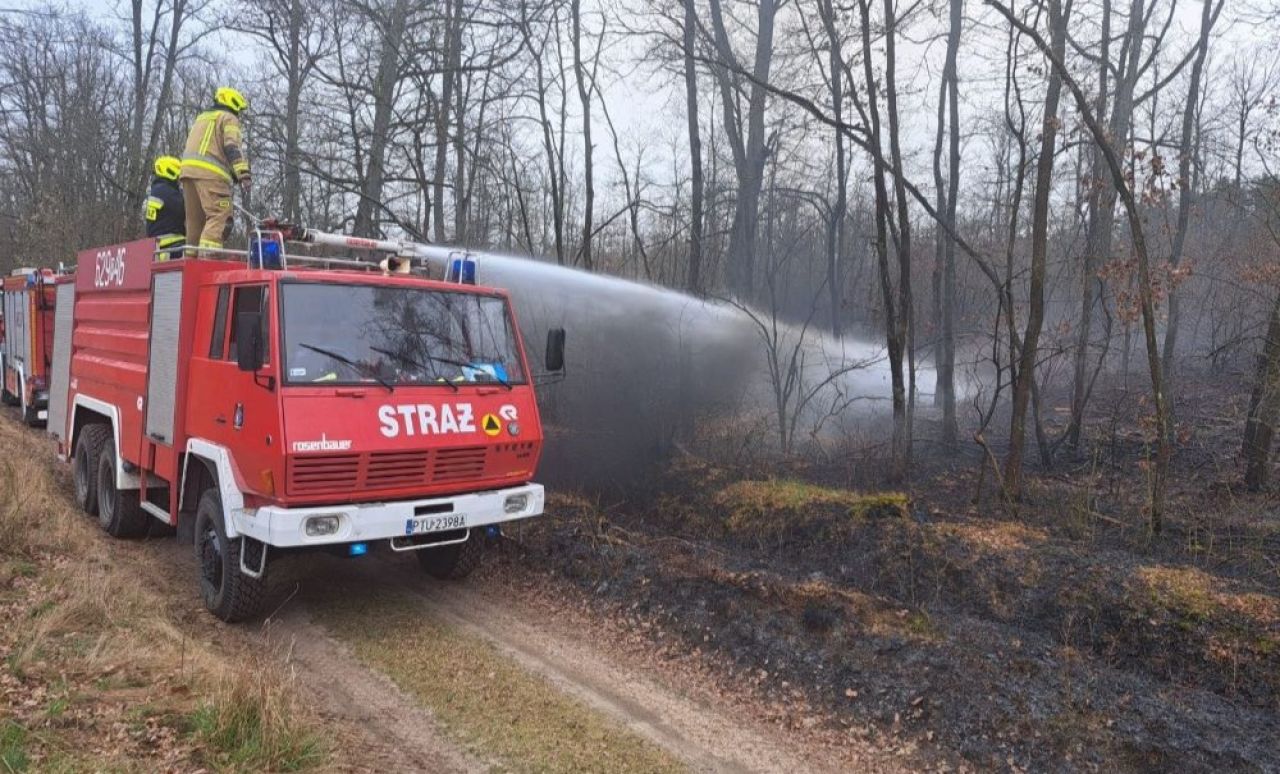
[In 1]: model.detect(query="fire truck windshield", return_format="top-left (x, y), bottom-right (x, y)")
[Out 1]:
top-left (280, 282), bottom-right (526, 386)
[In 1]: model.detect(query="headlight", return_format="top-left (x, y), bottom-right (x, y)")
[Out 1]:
top-left (504, 493), bottom-right (528, 514)
top-left (305, 514), bottom-right (341, 537)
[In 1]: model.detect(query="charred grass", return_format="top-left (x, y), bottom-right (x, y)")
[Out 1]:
top-left (311, 588), bottom-right (685, 774)
top-left (512, 380), bottom-right (1280, 770)
top-left (0, 417), bottom-right (326, 772)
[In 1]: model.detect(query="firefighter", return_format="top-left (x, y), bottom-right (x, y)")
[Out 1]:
top-left (144, 155), bottom-right (186, 260)
top-left (179, 86), bottom-right (251, 257)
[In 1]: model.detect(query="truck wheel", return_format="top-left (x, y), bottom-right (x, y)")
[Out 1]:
top-left (96, 443), bottom-right (148, 538)
top-left (195, 489), bottom-right (265, 623)
top-left (416, 534), bottom-right (483, 580)
top-left (21, 402), bottom-right (40, 426)
top-left (74, 424), bottom-right (111, 515)
top-left (0, 387), bottom-right (16, 406)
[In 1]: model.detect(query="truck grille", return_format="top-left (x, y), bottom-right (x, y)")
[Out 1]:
top-left (288, 453), bottom-right (360, 494)
top-left (432, 446), bottom-right (488, 483)
top-left (366, 450), bottom-right (430, 488)
top-left (288, 448), bottom-right (489, 494)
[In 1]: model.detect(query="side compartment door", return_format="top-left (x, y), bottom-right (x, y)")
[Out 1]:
top-left (145, 271), bottom-right (184, 445)
top-left (47, 282), bottom-right (76, 442)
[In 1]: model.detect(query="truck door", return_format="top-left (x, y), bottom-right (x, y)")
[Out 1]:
top-left (198, 283), bottom-right (280, 498)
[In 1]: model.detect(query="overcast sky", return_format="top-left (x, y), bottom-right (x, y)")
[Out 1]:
top-left (22, 0), bottom-right (1279, 207)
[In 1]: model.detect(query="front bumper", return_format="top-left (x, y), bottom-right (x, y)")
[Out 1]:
top-left (229, 483), bottom-right (545, 548)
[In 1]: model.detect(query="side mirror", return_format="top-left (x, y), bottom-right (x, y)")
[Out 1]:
top-left (236, 310), bottom-right (264, 372)
top-left (545, 327), bottom-right (566, 372)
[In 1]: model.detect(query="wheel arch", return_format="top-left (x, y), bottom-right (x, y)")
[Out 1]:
top-left (69, 396), bottom-right (139, 490)
top-left (181, 439), bottom-right (248, 539)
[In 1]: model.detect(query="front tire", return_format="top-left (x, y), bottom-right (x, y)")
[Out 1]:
top-left (416, 534), bottom-right (483, 580)
top-left (96, 446), bottom-right (147, 538)
top-left (74, 424), bottom-right (110, 515)
top-left (195, 489), bottom-right (265, 622)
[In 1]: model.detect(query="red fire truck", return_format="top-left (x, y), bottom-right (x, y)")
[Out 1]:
top-left (46, 229), bottom-right (562, 621)
top-left (2, 267), bottom-right (57, 425)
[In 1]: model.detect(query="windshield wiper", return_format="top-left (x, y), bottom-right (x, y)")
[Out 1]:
top-left (370, 346), bottom-right (458, 392)
top-left (372, 346), bottom-right (511, 390)
top-left (298, 342), bottom-right (394, 393)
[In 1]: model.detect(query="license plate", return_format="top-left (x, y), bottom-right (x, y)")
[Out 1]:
top-left (405, 513), bottom-right (467, 535)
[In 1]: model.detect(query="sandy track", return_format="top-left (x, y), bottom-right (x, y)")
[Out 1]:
top-left (409, 580), bottom-right (810, 773)
top-left (283, 556), bottom-right (885, 774)
top-left (267, 608), bottom-right (485, 774)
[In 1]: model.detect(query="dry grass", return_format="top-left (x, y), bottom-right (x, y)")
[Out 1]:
top-left (314, 590), bottom-right (686, 774)
top-left (714, 479), bottom-right (909, 546)
top-left (0, 418), bottom-right (326, 772)
top-left (1135, 565), bottom-right (1280, 651)
top-left (187, 645), bottom-right (326, 772)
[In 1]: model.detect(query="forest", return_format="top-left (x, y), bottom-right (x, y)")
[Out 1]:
top-left (5, 1), bottom-right (1280, 769)
top-left (2, 0), bottom-right (1280, 516)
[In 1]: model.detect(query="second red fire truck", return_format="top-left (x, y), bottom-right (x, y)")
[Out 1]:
top-left (2, 267), bottom-right (57, 425)
top-left (41, 226), bottom-right (562, 621)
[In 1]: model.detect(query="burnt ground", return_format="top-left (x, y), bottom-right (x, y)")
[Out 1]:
top-left (499, 372), bottom-right (1280, 772)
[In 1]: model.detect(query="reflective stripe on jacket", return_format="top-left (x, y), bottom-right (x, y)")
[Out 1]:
top-left (179, 108), bottom-right (250, 183)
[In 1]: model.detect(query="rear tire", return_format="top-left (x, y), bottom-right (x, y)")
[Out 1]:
top-left (195, 489), bottom-right (265, 622)
top-left (416, 534), bottom-right (483, 580)
top-left (96, 444), bottom-right (148, 538)
top-left (74, 424), bottom-right (110, 515)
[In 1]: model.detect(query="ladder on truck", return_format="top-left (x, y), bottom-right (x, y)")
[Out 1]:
top-left (184, 206), bottom-right (480, 283)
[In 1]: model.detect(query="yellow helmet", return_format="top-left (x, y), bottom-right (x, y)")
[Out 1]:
top-left (153, 155), bottom-right (181, 181)
top-left (214, 86), bottom-right (248, 113)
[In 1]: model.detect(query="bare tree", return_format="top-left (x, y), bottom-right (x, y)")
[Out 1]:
top-left (932, 0), bottom-right (962, 444)
top-left (1001, 0), bottom-right (1069, 501)
top-left (1161, 0), bottom-right (1223, 391)
top-left (705, 0), bottom-right (778, 298)
top-left (682, 0), bottom-right (704, 294)
top-left (989, 0), bottom-right (1173, 530)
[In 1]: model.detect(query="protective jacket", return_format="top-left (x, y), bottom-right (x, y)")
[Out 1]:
top-left (144, 177), bottom-right (186, 251)
top-left (179, 105), bottom-right (250, 183)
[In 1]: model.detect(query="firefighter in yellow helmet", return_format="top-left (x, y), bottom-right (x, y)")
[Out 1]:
top-left (144, 156), bottom-right (185, 260)
top-left (179, 86), bottom-right (251, 256)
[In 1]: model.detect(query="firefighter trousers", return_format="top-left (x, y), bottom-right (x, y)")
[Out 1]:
top-left (181, 179), bottom-right (233, 257)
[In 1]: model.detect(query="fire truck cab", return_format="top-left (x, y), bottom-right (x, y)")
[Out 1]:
top-left (2, 267), bottom-right (57, 425)
top-left (48, 237), bottom-right (556, 621)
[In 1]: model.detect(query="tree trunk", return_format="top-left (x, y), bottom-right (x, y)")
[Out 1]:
top-left (1004, 0), bottom-right (1067, 500)
top-left (931, 0), bottom-right (961, 444)
top-left (1244, 291), bottom-right (1280, 490)
top-left (883, 0), bottom-right (915, 474)
top-left (282, 0), bottom-right (304, 221)
top-left (856, 0), bottom-right (907, 479)
top-left (433, 0), bottom-right (459, 243)
top-left (571, 0), bottom-right (594, 270)
top-left (1069, 0), bottom-right (1140, 449)
top-left (707, 0), bottom-right (776, 298)
top-left (353, 0), bottom-right (409, 237)
top-left (819, 0), bottom-right (846, 335)
top-left (519, 3), bottom-right (564, 263)
top-left (1161, 0), bottom-right (1217, 392)
top-left (682, 0), bottom-right (704, 294)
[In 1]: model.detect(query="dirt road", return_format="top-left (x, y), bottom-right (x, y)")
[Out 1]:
top-left (269, 553), bottom-right (886, 773)
top-left (155, 541), bottom-right (883, 773)
top-left (4, 411), bottom-right (893, 773)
